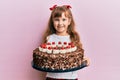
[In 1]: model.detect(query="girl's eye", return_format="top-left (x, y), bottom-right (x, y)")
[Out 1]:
top-left (63, 19), bottom-right (66, 21)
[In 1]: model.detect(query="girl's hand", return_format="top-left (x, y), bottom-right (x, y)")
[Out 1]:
top-left (83, 57), bottom-right (90, 66)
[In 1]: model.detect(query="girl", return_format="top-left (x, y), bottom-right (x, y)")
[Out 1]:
top-left (41, 5), bottom-right (90, 80)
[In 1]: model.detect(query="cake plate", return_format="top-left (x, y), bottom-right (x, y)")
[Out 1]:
top-left (32, 60), bottom-right (87, 73)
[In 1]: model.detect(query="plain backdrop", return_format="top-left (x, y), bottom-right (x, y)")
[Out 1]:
top-left (0, 0), bottom-right (120, 80)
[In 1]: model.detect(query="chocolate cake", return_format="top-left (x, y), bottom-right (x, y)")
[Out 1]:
top-left (32, 42), bottom-right (85, 72)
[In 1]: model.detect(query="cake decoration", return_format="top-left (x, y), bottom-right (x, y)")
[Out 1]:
top-left (38, 42), bottom-right (77, 54)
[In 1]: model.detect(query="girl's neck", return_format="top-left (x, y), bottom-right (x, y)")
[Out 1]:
top-left (56, 32), bottom-right (69, 36)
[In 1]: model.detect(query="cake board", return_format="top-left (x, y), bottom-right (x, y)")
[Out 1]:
top-left (32, 60), bottom-right (87, 73)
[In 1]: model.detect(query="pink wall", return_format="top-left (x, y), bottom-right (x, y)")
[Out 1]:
top-left (0, 0), bottom-right (120, 80)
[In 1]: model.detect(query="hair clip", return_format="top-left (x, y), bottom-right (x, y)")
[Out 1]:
top-left (49, 5), bottom-right (57, 11)
top-left (67, 5), bottom-right (72, 9)
top-left (64, 5), bottom-right (72, 9)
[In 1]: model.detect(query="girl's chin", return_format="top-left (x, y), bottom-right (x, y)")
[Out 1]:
top-left (56, 30), bottom-right (64, 33)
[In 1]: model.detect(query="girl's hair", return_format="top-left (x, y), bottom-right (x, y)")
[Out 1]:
top-left (42, 5), bottom-right (83, 48)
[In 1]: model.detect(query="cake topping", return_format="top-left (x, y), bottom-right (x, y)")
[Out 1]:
top-left (47, 42), bottom-right (51, 45)
top-left (68, 42), bottom-right (72, 45)
top-left (61, 47), bottom-right (64, 50)
top-left (53, 47), bottom-right (57, 50)
top-left (66, 45), bottom-right (70, 48)
top-left (41, 44), bottom-right (46, 48)
top-left (64, 42), bottom-right (67, 45)
top-left (48, 47), bottom-right (52, 50)
top-left (38, 42), bottom-right (77, 53)
top-left (58, 41), bottom-right (62, 44)
top-left (52, 42), bottom-right (55, 45)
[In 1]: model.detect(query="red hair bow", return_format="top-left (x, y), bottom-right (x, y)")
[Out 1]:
top-left (49, 5), bottom-right (57, 10)
top-left (64, 5), bottom-right (72, 9)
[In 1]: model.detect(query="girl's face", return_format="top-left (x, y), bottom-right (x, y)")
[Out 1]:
top-left (53, 13), bottom-right (71, 36)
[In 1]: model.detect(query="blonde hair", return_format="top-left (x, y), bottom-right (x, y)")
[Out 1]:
top-left (42, 5), bottom-right (83, 48)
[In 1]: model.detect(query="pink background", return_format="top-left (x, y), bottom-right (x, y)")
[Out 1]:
top-left (0, 0), bottom-right (120, 80)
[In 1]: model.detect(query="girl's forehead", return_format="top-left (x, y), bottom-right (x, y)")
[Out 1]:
top-left (53, 12), bottom-right (69, 18)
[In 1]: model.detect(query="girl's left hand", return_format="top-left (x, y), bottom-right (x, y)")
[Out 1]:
top-left (83, 57), bottom-right (90, 66)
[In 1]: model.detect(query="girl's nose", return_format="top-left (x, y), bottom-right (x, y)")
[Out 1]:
top-left (58, 20), bottom-right (62, 25)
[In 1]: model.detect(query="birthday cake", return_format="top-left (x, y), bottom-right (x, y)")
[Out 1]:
top-left (32, 42), bottom-right (86, 72)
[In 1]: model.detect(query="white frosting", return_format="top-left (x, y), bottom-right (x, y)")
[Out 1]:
top-left (57, 44), bottom-right (62, 47)
top-left (51, 45), bottom-right (56, 47)
top-left (62, 49), bottom-right (66, 53)
top-left (38, 47), bottom-right (42, 51)
top-left (47, 49), bottom-right (52, 53)
top-left (63, 44), bottom-right (67, 47)
top-left (42, 48), bottom-right (47, 52)
top-left (68, 48), bottom-right (72, 52)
